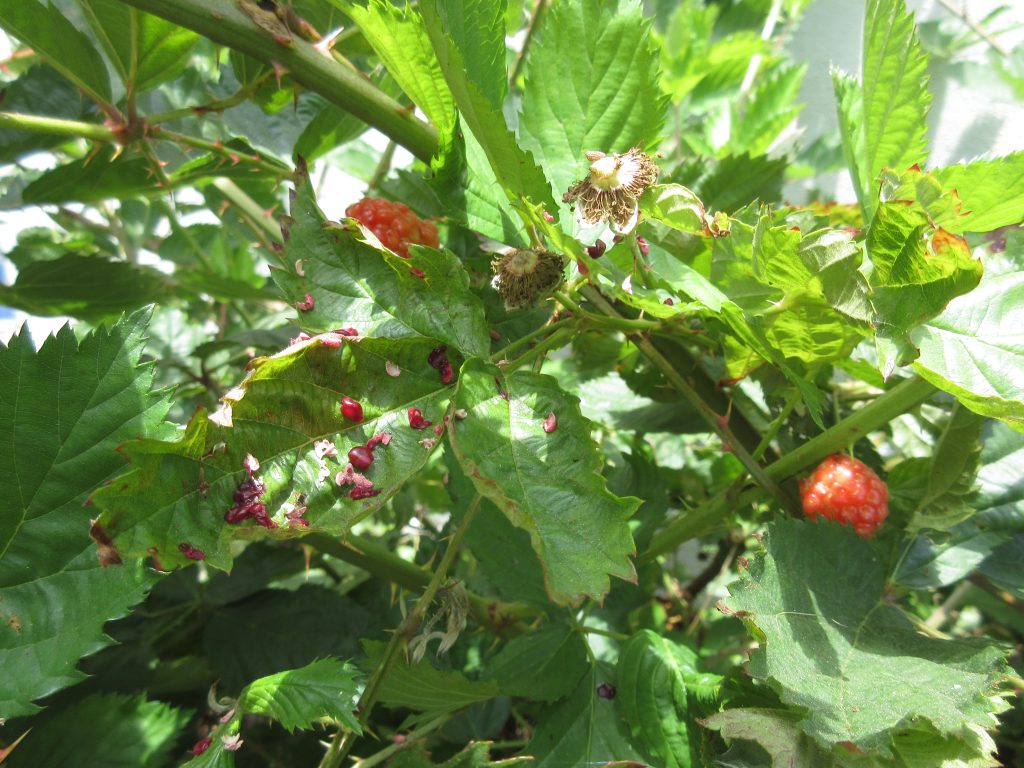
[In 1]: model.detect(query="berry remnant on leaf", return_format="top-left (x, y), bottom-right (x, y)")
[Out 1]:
top-left (799, 453), bottom-right (889, 538)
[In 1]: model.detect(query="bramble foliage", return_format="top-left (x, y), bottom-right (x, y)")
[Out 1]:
top-left (0, 0), bottom-right (1022, 766)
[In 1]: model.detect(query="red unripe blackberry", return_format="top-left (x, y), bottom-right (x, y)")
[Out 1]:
top-left (799, 454), bottom-right (889, 538)
top-left (346, 197), bottom-right (439, 258)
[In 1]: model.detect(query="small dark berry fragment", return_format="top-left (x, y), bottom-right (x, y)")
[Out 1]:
top-left (340, 396), bottom-right (364, 423)
top-left (427, 345), bottom-right (449, 369)
top-left (348, 445), bottom-right (374, 471)
top-left (663, 297), bottom-right (674, 306)
top-left (191, 737), bottom-right (213, 756)
top-left (439, 359), bottom-right (453, 385)
top-left (543, 412), bottom-right (558, 433)
top-left (586, 239), bottom-right (606, 259)
top-left (178, 542), bottom-right (206, 561)
top-left (349, 486), bottom-right (382, 500)
top-left (596, 682), bottom-right (617, 700)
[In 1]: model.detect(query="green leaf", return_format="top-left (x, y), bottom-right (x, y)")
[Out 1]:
top-left (708, 210), bottom-right (867, 391)
top-left (0, 253), bottom-right (172, 322)
top-left (363, 640), bottom-right (500, 713)
top-left (911, 271), bottom-right (1024, 430)
top-left (346, 1), bottom-right (457, 143)
top-left (0, 313), bottom-right (169, 718)
top-left (639, 184), bottom-right (716, 236)
top-left (731, 63), bottom-right (806, 156)
top-left (723, 519), bottom-right (1011, 755)
top-left (203, 586), bottom-right (372, 692)
top-left (76, 0), bottom-right (199, 93)
top-left (484, 624), bottom-right (589, 702)
top-left (91, 335), bottom-right (455, 570)
top-left (657, 0), bottom-right (718, 102)
top-left (933, 152), bottom-right (1024, 234)
top-left (906, 403), bottom-right (984, 532)
top-left (238, 658), bottom-right (362, 733)
top-left (274, 169), bottom-right (491, 358)
top-left (525, 662), bottom-right (645, 767)
top-left (21, 148), bottom-right (158, 205)
top-left (702, 708), bottom-right (834, 767)
top-left (868, 203), bottom-right (982, 372)
top-left (293, 97), bottom-right (367, 163)
top-left (895, 421), bottom-right (1024, 591)
top-left (862, 0), bottom-right (931, 220)
top-left (4, 694), bottom-right (189, 768)
top-left (388, 742), bottom-right (532, 768)
top-left (616, 630), bottom-right (703, 767)
top-left (448, 460), bottom-right (551, 607)
top-left (832, 0), bottom-right (931, 221)
top-left (420, 1), bottom-right (554, 208)
top-left (0, 0), bottom-right (112, 104)
top-left (449, 358), bottom-right (638, 605)
top-left (832, 69), bottom-right (869, 214)
top-left (0, 64), bottom-right (91, 164)
top-left (675, 153), bottom-right (787, 214)
top-left (424, 0), bottom-right (507, 108)
top-left (431, 129), bottom-right (529, 245)
top-left (517, 0), bottom-right (666, 208)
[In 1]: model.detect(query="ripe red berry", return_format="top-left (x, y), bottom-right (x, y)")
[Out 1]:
top-left (340, 396), bottom-right (363, 423)
top-left (178, 542), bottom-right (206, 561)
top-left (346, 197), bottom-right (439, 258)
top-left (799, 454), bottom-right (889, 538)
top-left (348, 445), bottom-right (374, 471)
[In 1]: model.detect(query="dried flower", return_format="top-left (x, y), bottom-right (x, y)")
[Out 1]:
top-left (563, 148), bottom-right (659, 234)
top-left (490, 247), bottom-right (564, 310)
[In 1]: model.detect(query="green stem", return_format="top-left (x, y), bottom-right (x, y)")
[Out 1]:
top-left (318, 497), bottom-right (484, 768)
top-left (765, 375), bottom-right (935, 481)
top-left (509, 0), bottom-right (548, 88)
top-left (305, 533), bottom-right (535, 632)
top-left (351, 713), bottom-right (449, 768)
top-left (115, 0), bottom-right (438, 163)
top-left (210, 177), bottom-right (284, 244)
top-left (0, 111), bottom-right (116, 142)
top-left (751, 388), bottom-right (801, 461)
top-left (579, 285), bottom-right (798, 516)
top-left (579, 625), bottom-right (629, 641)
top-left (146, 70), bottom-right (276, 124)
top-left (503, 325), bottom-right (574, 371)
top-left (367, 140), bottom-right (397, 192)
top-left (555, 290), bottom-right (659, 331)
top-left (490, 317), bottom-right (576, 362)
top-left (641, 375), bottom-right (936, 560)
top-left (152, 126), bottom-right (289, 177)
